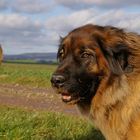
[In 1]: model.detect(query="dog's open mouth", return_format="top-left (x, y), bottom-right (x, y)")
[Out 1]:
top-left (61, 93), bottom-right (71, 102)
top-left (60, 92), bottom-right (80, 104)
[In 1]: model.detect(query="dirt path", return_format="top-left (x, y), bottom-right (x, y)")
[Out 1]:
top-left (0, 84), bottom-right (79, 116)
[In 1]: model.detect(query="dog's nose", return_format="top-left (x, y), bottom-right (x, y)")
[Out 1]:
top-left (51, 74), bottom-right (65, 88)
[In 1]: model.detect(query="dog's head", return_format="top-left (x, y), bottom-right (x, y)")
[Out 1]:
top-left (51, 24), bottom-right (132, 104)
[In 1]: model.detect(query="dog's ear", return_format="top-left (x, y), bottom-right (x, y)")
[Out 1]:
top-left (59, 36), bottom-right (64, 43)
top-left (104, 44), bottom-right (130, 75)
top-left (94, 34), bottom-right (132, 75)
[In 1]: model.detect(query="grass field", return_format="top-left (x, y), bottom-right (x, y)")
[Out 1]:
top-left (0, 106), bottom-right (105, 140)
top-left (4, 59), bottom-right (37, 63)
top-left (0, 63), bottom-right (56, 87)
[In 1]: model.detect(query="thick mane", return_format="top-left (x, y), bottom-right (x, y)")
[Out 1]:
top-left (97, 25), bottom-right (140, 76)
top-left (125, 33), bottom-right (140, 73)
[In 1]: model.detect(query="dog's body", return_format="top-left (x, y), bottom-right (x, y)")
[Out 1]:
top-left (51, 24), bottom-right (140, 140)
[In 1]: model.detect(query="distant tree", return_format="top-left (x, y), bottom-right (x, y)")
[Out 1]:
top-left (0, 45), bottom-right (3, 65)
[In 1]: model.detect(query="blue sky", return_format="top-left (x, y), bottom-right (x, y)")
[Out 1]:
top-left (0, 0), bottom-right (140, 54)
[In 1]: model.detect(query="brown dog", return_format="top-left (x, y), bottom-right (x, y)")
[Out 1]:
top-left (51, 24), bottom-right (140, 140)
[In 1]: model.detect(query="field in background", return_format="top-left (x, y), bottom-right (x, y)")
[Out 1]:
top-left (0, 63), bottom-right (56, 87)
top-left (0, 63), bottom-right (105, 140)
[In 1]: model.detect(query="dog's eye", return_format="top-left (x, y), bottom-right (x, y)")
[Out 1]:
top-left (59, 49), bottom-right (65, 59)
top-left (81, 52), bottom-right (93, 58)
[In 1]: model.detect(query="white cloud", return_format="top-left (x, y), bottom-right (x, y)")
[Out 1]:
top-left (45, 9), bottom-right (97, 33)
top-left (87, 10), bottom-right (140, 32)
top-left (46, 9), bottom-right (140, 36)
top-left (0, 14), bottom-right (42, 31)
top-left (0, 0), bottom-right (8, 10)
top-left (2, 0), bottom-right (55, 14)
top-left (55, 0), bottom-right (140, 9)
top-left (12, 0), bottom-right (54, 14)
top-left (0, 13), bottom-right (61, 54)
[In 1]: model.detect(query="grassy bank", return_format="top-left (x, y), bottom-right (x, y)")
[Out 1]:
top-left (0, 106), bottom-right (104, 140)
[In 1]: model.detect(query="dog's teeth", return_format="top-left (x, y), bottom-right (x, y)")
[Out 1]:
top-left (62, 95), bottom-right (71, 100)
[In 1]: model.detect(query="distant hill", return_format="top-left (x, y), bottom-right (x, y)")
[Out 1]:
top-left (3, 52), bottom-right (57, 64)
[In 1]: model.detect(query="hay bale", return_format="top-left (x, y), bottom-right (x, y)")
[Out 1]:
top-left (0, 45), bottom-right (3, 64)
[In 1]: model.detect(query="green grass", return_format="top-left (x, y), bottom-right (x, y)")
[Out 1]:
top-left (0, 106), bottom-right (105, 140)
top-left (0, 63), bottom-right (56, 87)
top-left (4, 59), bottom-right (37, 64)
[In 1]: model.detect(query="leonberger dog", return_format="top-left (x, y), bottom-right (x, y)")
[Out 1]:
top-left (51, 24), bottom-right (140, 140)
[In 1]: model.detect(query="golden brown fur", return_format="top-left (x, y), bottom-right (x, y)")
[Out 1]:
top-left (51, 24), bottom-right (140, 140)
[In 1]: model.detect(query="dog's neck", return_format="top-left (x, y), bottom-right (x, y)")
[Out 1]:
top-left (77, 74), bottom-right (140, 140)
top-left (77, 96), bottom-right (92, 118)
